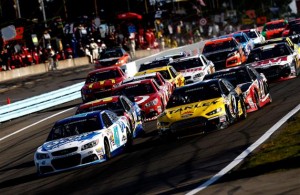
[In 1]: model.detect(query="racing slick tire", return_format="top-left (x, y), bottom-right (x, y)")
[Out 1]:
top-left (264, 83), bottom-right (272, 104)
top-left (104, 139), bottom-right (111, 160)
top-left (227, 95), bottom-right (238, 123)
top-left (239, 98), bottom-right (247, 120)
top-left (254, 90), bottom-right (261, 109)
top-left (125, 128), bottom-right (133, 150)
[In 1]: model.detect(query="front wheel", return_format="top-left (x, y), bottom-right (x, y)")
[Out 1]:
top-left (104, 140), bottom-right (111, 160)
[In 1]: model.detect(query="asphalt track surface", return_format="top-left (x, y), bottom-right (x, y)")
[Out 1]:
top-left (0, 65), bottom-right (299, 195)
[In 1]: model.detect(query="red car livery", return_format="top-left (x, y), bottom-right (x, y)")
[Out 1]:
top-left (262, 19), bottom-right (288, 40)
top-left (121, 72), bottom-right (173, 105)
top-left (81, 66), bottom-right (127, 102)
top-left (246, 42), bottom-right (300, 81)
top-left (112, 79), bottom-right (166, 120)
top-left (203, 65), bottom-right (272, 113)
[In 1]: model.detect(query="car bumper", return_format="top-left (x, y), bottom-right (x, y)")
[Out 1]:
top-left (35, 147), bottom-right (106, 175)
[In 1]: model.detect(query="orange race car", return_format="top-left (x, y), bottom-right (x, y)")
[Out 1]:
top-left (95, 47), bottom-right (131, 69)
top-left (261, 19), bottom-right (288, 40)
top-left (202, 37), bottom-right (247, 70)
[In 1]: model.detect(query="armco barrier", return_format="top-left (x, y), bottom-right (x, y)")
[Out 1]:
top-left (0, 82), bottom-right (84, 123)
top-left (0, 41), bottom-right (206, 123)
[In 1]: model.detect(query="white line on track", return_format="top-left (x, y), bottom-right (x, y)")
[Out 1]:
top-left (186, 103), bottom-right (300, 195)
top-left (0, 107), bottom-right (74, 142)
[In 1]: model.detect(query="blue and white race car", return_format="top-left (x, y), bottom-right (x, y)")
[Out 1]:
top-left (34, 110), bottom-right (131, 175)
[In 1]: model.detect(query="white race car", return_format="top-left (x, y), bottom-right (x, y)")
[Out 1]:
top-left (246, 42), bottom-right (300, 81)
top-left (169, 54), bottom-right (215, 84)
top-left (34, 110), bottom-right (131, 175)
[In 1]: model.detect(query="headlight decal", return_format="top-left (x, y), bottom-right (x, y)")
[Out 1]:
top-left (81, 140), bottom-right (99, 151)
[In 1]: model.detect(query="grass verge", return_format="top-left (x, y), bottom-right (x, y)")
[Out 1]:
top-left (219, 111), bottom-right (300, 182)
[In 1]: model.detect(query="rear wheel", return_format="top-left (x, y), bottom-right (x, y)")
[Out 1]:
top-left (239, 98), bottom-right (247, 120)
top-left (254, 90), bottom-right (261, 109)
top-left (104, 140), bottom-right (111, 160)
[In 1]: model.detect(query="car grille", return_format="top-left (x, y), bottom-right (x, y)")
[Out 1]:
top-left (51, 154), bottom-right (81, 170)
top-left (170, 117), bottom-right (207, 131)
top-left (51, 147), bottom-right (78, 156)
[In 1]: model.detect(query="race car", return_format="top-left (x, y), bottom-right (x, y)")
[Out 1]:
top-left (34, 110), bottom-right (132, 175)
top-left (168, 54), bottom-right (215, 84)
top-left (135, 65), bottom-right (185, 88)
top-left (261, 19), bottom-right (288, 40)
top-left (203, 65), bottom-right (272, 113)
top-left (202, 37), bottom-right (247, 70)
top-left (112, 79), bottom-right (166, 120)
top-left (231, 32), bottom-right (255, 56)
top-left (246, 42), bottom-right (300, 81)
top-left (138, 52), bottom-right (188, 72)
top-left (157, 78), bottom-right (247, 137)
top-left (238, 28), bottom-right (265, 45)
top-left (121, 72), bottom-right (173, 104)
top-left (95, 47), bottom-right (131, 69)
top-left (81, 66), bottom-right (127, 103)
top-left (76, 95), bottom-right (145, 138)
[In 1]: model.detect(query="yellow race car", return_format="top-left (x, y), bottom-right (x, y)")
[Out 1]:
top-left (157, 78), bottom-right (247, 138)
top-left (135, 65), bottom-right (185, 88)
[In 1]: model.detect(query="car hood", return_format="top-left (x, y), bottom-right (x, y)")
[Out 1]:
top-left (163, 97), bottom-right (224, 120)
top-left (180, 67), bottom-right (204, 77)
top-left (38, 131), bottom-right (102, 153)
top-left (250, 56), bottom-right (291, 68)
top-left (134, 94), bottom-right (158, 105)
top-left (203, 47), bottom-right (236, 56)
top-left (85, 78), bottom-right (123, 89)
top-left (99, 57), bottom-right (120, 62)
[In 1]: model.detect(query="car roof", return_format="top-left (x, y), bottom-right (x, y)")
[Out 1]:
top-left (205, 37), bottom-right (235, 44)
top-left (55, 110), bottom-right (104, 125)
top-left (88, 66), bottom-right (120, 75)
top-left (78, 96), bottom-right (120, 110)
top-left (174, 79), bottom-right (220, 92)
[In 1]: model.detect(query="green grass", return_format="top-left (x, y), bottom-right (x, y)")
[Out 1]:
top-left (219, 111), bottom-right (300, 182)
top-left (240, 112), bottom-right (300, 170)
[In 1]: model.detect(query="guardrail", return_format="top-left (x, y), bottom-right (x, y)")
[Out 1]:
top-left (0, 41), bottom-right (205, 123)
top-left (0, 82), bottom-right (84, 123)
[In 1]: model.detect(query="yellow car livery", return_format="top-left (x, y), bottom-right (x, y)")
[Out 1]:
top-left (135, 65), bottom-right (185, 88)
top-left (157, 79), bottom-right (247, 137)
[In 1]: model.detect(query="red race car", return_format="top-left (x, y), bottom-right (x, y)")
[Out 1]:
top-left (112, 79), bottom-right (166, 120)
top-left (121, 72), bottom-right (173, 105)
top-left (261, 19), bottom-right (288, 40)
top-left (204, 65), bottom-right (272, 113)
top-left (81, 66), bottom-right (127, 103)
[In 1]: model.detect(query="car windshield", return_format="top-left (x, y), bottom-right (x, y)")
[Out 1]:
top-left (247, 44), bottom-right (291, 63)
top-left (47, 116), bottom-right (102, 141)
top-left (114, 83), bottom-right (155, 96)
top-left (158, 70), bottom-right (171, 80)
top-left (166, 83), bottom-right (221, 108)
top-left (234, 35), bottom-right (247, 43)
top-left (76, 101), bottom-right (124, 115)
top-left (203, 40), bottom-right (237, 53)
top-left (245, 31), bottom-right (258, 39)
top-left (170, 58), bottom-right (203, 71)
top-left (264, 22), bottom-right (286, 31)
top-left (139, 59), bottom-right (170, 71)
top-left (100, 50), bottom-right (123, 59)
top-left (86, 70), bottom-right (120, 83)
top-left (204, 69), bottom-right (252, 86)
